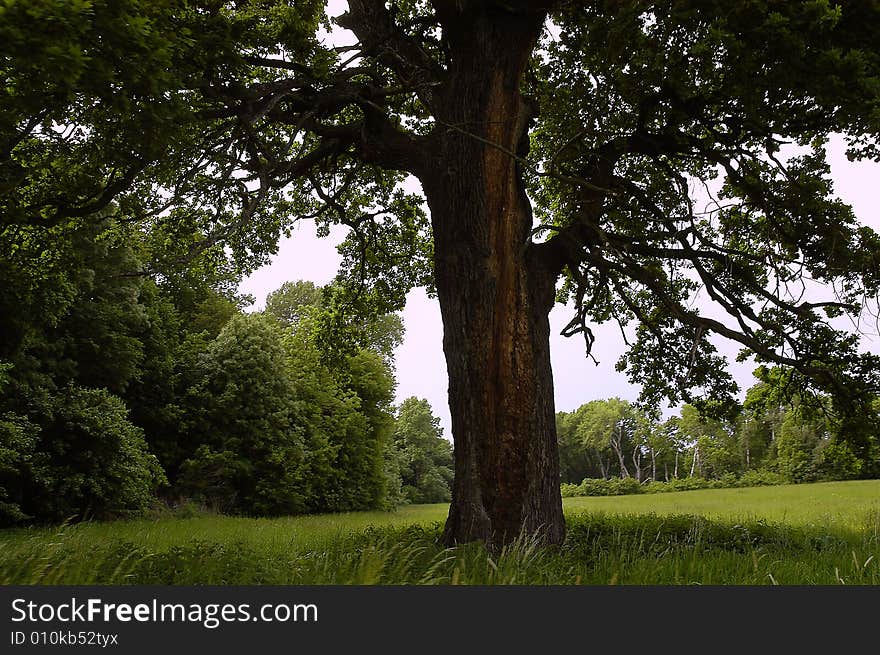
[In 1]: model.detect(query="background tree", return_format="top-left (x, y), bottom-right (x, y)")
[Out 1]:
top-left (677, 404), bottom-right (740, 478)
top-left (175, 313), bottom-right (312, 514)
top-left (266, 279), bottom-right (405, 364)
top-left (265, 280), bottom-right (323, 328)
top-left (3, 0), bottom-right (880, 547)
top-left (738, 366), bottom-right (879, 482)
top-left (636, 411), bottom-right (669, 483)
top-left (330, 349), bottom-right (397, 510)
top-left (557, 398), bottom-right (649, 480)
top-left (269, 279), bottom-right (401, 510)
top-left (585, 398), bottom-right (639, 479)
top-left (387, 397), bottom-right (454, 504)
top-left (774, 410), bottom-right (824, 483)
top-left (556, 410), bottom-right (594, 484)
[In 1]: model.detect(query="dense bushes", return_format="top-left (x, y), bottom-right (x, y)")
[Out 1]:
top-left (0, 387), bottom-right (165, 524)
top-left (0, 411), bottom-right (40, 523)
top-left (560, 470), bottom-right (789, 499)
top-left (561, 477), bottom-right (643, 497)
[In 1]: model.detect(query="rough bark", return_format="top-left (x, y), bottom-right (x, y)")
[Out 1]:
top-left (417, 9), bottom-right (565, 549)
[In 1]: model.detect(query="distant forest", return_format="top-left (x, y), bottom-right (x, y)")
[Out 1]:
top-left (558, 382), bottom-right (880, 490)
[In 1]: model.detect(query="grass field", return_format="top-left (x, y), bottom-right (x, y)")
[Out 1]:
top-left (2, 480), bottom-right (878, 585)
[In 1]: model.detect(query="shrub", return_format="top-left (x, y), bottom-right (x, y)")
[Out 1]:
top-left (560, 482), bottom-right (581, 498)
top-left (566, 477), bottom-right (646, 497)
top-left (606, 477), bottom-right (644, 496)
top-left (716, 472), bottom-right (739, 488)
top-left (585, 478), bottom-right (618, 496)
top-left (674, 477), bottom-right (715, 491)
top-left (0, 412), bottom-right (40, 524)
top-left (2, 387), bottom-right (166, 524)
top-left (177, 446), bottom-right (248, 514)
top-left (648, 477), bottom-right (715, 493)
top-left (562, 470), bottom-right (791, 501)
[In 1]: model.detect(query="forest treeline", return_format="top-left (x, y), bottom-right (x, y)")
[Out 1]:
top-left (0, 217), bottom-right (452, 526)
top-left (557, 375), bottom-right (880, 494)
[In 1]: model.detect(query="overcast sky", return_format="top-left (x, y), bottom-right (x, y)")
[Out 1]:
top-left (239, 6), bottom-right (880, 438)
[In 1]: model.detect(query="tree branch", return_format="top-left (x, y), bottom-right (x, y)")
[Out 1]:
top-left (338, 0), bottom-right (445, 110)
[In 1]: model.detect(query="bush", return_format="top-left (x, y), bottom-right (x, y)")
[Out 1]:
top-left (655, 477), bottom-right (715, 492)
top-left (2, 387), bottom-right (166, 525)
top-left (0, 412), bottom-right (40, 524)
top-left (562, 470), bottom-right (791, 500)
top-left (177, 446), bottom-right (248, 513)
top-left (716, 472), bottom-right (739, 488)
top-left (565, 477), bottom-right (646, 497)
top-left (606, 477), bottom-right (644, 495)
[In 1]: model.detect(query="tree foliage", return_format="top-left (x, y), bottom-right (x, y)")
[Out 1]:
top-left (558, 367), bottom-right (880, 487)
top-left (0, 386), bottom-right (165, 524)
top-left (170, 295), bottom-right (399, 515)
top-left (175, 313), bottom-right (311, 514)
top-left (265, 278), bottom-right (405, 365)
top-left (386, 397), bottom-right (454, 504)
top-left (265, 280), bottom-right (323, 328)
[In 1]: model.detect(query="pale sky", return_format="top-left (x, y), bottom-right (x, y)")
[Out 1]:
top-left (240, 5), bottom-right (880, 438)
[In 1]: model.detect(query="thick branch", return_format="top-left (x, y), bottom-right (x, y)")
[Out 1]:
top-left (338, 0), bottom-right (444, 109)
top-left (302, 112), bottom-right (429, 176)
top-left (200, 74), bottom-right (430, 177)
top-left (430, 0), bottom-right (558, 18)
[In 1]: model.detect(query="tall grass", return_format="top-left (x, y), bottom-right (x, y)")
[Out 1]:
top-left (562, 480), bottom-right (880, 531)
top-left (2, 481), bottom-right (878, 585)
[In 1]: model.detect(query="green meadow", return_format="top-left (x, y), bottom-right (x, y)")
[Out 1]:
top-left (2, 480), bottom-right (879, 585)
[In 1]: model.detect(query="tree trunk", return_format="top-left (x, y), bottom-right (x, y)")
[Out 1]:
top-left (631, 445), bottom-right (640, 483)
top-left (591, 448), bottom-right (609, 480)
top-left (419, 11), bottom-right (564, 549)
top-left (611, 426), bottom-right (630, 479)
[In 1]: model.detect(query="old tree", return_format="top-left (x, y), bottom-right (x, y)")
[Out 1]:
top-left (4, 0), bottom-right (880, 547)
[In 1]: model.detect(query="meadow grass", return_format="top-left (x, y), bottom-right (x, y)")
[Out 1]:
top-left (1, 480), bottom-right (878, 585)
top-left (563, 479), bottom-right (880, 531)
